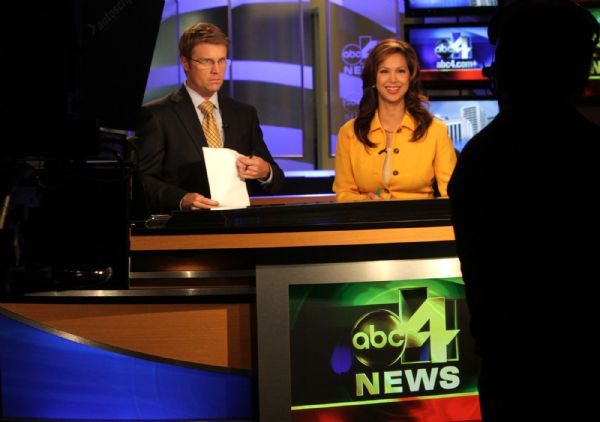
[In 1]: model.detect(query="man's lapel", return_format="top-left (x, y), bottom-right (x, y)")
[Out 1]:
top-left (218, 93), bottom-right (237, 150)
top-left (172, 87), bottom-right (206, 155)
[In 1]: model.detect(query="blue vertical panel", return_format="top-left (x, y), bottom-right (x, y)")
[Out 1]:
top-left (329, 0), bottom-right (398, 156)
top-left (142, 0), bottom-right (315, 170)
top-left (231, 1), bottom-right (315, 169)
top-left (0, 312), bottom-right (253, 420)
top-left (143, 1), bottom-right (230, 103)
top-left (143, 0), bottom-right (182, 102)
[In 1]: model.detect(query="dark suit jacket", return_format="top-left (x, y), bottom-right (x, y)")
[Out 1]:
top-left (135, 87), bottom-right (284, 212)
top-left (448, 105), bottom-right (600, 420)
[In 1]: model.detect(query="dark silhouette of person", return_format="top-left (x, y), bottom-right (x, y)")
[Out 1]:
top-left (448, 1), bottom-right (600, 420)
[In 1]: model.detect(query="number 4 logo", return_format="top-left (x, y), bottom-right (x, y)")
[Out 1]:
top-left (399, 287), bottom-right (460, 364)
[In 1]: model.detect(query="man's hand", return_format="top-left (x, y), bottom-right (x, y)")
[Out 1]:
top-left (236, 155), bottom-right (271, 181)
top-left (180, 192), bottom-right (219, 211)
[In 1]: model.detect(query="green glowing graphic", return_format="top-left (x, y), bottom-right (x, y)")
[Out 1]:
top-left (350, 287), bottom-right (459, 367)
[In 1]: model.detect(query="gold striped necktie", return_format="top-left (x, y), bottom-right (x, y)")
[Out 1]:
top-left (199, 101), bottom-right (222, 148)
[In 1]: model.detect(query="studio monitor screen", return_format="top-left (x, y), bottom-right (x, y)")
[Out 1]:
top-left (404, 0), bottom-right (501, 17)
top-left (405, 24), bottom-right (495, 87)
top-left (428, 97), bottom-right (499, 152)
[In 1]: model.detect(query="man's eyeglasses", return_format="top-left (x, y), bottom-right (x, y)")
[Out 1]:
top-left (189, 57), bottom-right (228, 69)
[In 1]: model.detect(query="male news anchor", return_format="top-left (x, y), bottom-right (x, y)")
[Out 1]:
top-left (136, 22), bottom-right (284, 213)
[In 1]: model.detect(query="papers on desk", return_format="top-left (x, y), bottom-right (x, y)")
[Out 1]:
top-left (203, 147), bottom-right (250, 210)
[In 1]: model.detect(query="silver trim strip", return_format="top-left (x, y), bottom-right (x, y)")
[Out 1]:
top-left (130, 270), bottom-right (256, 279)
top-left (25, 287), bottom-right (255, 297)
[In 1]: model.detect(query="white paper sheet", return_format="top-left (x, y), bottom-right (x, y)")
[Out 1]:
top-left (202, 147), bottom-right (250, 210)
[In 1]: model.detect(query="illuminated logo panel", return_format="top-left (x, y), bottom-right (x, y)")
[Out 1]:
top-left (583, 7), bottom-right (600, 96)
top-left (589, 8), bottom-right (600, 79)
top-left (406, 25), bottom-right (494, 82)
top-left (289, 278), bottom-right (480, 420)
top-left (339, 35), bottom-right (379, 121)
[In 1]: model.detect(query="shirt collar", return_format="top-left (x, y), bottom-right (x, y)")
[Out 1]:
top-left (184, 82), bottom-right (220, 112)
top-left (369, 109), bottom-right (416, 134)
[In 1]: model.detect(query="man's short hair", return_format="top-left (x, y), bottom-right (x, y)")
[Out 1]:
top-left (179, 22), bottom-right (230, 58)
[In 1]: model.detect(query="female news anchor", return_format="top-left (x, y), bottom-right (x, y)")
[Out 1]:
top-left (333, 39), bottom-right (457, 202)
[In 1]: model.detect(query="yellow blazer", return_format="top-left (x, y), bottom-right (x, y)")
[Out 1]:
top-left (333, 111), bottom-right (457, 202)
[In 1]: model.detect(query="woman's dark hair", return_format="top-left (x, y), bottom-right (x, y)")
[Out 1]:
top-left (354, 39), bottom-right (432, 147)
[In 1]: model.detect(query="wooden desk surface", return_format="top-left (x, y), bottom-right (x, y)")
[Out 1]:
top-left (250, 194), bottom-right (335, 206)
top-left (131, 225), bottom-right (455, 251)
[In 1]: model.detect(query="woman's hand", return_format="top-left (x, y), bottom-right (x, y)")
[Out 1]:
top-left (366, 191), bottom-right (383, 200)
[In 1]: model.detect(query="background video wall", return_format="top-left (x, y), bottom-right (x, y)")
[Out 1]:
top-left (143, 0), bottom-right (599, 172)
top-left (144, 0), bottom-right (316, 172)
